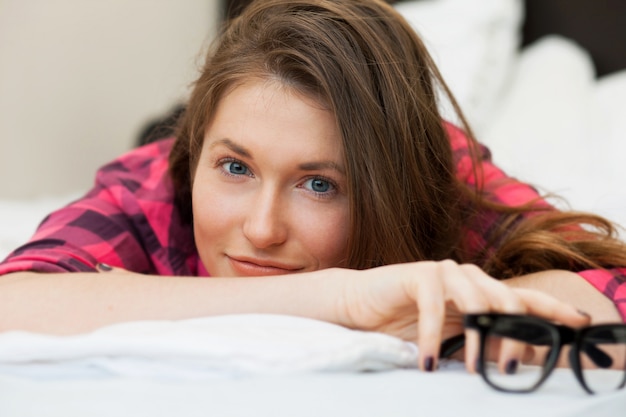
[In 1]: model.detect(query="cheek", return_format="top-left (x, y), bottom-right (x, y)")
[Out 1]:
top-left (295, 202), bottom-right (350, 268)
top-left (191, 174), bottom-right (239, 252)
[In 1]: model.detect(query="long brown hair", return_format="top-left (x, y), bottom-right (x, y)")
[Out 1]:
top-left (170, 0), bottom-right (626, 277)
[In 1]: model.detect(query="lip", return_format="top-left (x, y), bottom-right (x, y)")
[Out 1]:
top-left (227, 255), bottom-right (304, 276)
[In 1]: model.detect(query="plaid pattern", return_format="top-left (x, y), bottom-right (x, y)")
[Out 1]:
top-left (1, 125), bottom-right (624, 321)
top-left (0, 139), bottom-right (204, 277)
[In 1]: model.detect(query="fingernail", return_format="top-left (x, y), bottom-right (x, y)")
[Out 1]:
top-left (577, 309), bottom-right (591, 319)
top-left (424, 356), bottom-right (435, 372)
top-left (505, 359), bottom-right (518, 375)
top-left (97, 263), bottom-right (113, 272)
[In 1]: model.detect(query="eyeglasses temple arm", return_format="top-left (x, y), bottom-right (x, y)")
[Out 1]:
top-left (579, 340), bottom-right (615, 368)
top-left (439, 334), bottom-right (466, 359)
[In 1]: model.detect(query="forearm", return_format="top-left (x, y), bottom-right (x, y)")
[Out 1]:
top-left (0, 269), bottom-right (346, 335)
top-left (0, 262), bottom-right (594, 373)
top-left (503, 270), bottom-right (622, 324)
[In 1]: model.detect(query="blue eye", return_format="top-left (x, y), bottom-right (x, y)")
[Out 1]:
top-left (304, 178), bottom-right (334, 194)
top-left (223, 160), bottom-right (249, 176)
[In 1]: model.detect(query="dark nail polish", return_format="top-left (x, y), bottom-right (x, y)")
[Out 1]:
top-left (97, 263), bottom-right (113, 272)
top-left (424, 356), bottom-right (435, 372)
top-left (505, 359), bottom-right (518, 375)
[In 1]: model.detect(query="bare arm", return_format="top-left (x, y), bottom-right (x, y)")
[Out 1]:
top-left (0, 262), bottom-right (590, 372)
top-left (0, 268), bottom-right (343, 335)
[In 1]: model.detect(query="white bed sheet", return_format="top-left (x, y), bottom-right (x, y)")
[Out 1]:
top-left (1, 367), bottom-right (625, 417)
top-left (0, 314), bottom-right (624, 417)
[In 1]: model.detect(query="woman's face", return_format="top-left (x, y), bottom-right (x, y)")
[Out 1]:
top-left (192, 79), bottom-right (350, 277)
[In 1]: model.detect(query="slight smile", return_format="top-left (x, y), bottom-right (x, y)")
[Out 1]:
top-left (227, 255), bottom-right (304, 276)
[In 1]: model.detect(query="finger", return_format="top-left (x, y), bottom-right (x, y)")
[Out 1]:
top-left (439, 261), bottom-right (491, 314)
top-left (437, 262), bottom-right (490, 373)
top-left (481, 336), bottom-right (526, 376)
top-left (413, 263), bottom-right (446, 372)
top-left (464, 328), bottom-right (480, 374)
top-left (460, 264), bottom-right (527, 315)
top-left (443, 263), bottom-right (524, 372)
top-left (515, 288), bottom-right (591, 327)
top-left (495, 337), bottom-right (526, 375)
top-left (415, 260), bottom-right (494, 371)
top-left (418, 260), bottom-right (489, 370)
top-left (461, 265), bottom-right (589, 327)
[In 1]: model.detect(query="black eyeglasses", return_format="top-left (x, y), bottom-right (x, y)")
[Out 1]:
top-left (440, 313), bottom-right (626, 394)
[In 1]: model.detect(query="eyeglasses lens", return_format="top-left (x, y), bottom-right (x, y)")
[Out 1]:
top-left (483, 319), bottom-right (556, 392)
top-left (579, 327), bottom-right (626, 393)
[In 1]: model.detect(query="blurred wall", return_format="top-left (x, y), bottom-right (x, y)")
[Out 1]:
top-left (0, 0), bottom-right (219, 199)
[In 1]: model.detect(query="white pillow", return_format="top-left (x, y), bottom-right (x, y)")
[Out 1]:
top-left (589, 70), bottom-right (626, 230)
top-left (0, 314), bottom-right (419, 379)
top-left (394, 0), bottom-right (523, 135)
top-left (480, 36), bottom-right (626, 230)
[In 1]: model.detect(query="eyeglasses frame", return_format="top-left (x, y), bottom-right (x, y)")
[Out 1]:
top-left (439, 313), bottom-right (626, 394)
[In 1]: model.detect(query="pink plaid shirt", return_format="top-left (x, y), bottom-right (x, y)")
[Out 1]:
top-left (2, 125), bottom-right (625, 321)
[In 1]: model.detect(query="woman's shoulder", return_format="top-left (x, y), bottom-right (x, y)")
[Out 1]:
top-left (444, 122), bottom-right (479, 153)
top-left (92, 138), bottom-right (176, 198)
top-left (98, 138), bottom-right (175, 176)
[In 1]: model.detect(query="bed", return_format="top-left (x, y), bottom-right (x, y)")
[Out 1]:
top-left (1, 0), bottom-right (625, 415)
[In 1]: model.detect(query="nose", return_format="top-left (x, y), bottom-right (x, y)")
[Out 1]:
top-left (243, 186), bottom-right (288, 249)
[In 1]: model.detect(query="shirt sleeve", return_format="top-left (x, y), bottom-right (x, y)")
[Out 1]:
top-left (0, 139), bottom-right (189, 276)
top-left (578, 269), bottom-right (626, 322)
top-left (447, 123), bottom-right (626, 322)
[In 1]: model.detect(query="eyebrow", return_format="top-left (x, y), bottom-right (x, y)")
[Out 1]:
top-left (209, 138), bottom-right (252, 158)
top-left (209, 138), bottom-right (345, 175)
top-left (298, 161), bottom-right (345, 175)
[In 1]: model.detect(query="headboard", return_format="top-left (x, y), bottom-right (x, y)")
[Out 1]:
top-left (221, 0), bottom-right (626, 77)
top-left (522, 0), bottom-right (626, 76)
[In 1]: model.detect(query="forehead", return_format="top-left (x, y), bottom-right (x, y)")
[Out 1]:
top-left (205, 78), bottom-right (343, 157)
top-left (218, 77), bottom-right (329, 117)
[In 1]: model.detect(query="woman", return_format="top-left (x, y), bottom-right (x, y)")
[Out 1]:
top-left (1, 0), bottom-right (625, 373)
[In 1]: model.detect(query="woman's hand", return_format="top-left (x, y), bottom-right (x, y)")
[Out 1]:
top-left (333, 260), bottom-right (591, 372)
